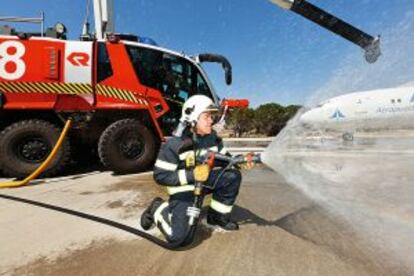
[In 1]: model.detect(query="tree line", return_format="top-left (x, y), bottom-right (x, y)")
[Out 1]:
top-left (225, 103), bottom-right (302, 137)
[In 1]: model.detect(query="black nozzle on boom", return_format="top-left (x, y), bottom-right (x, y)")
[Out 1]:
top-left (271, 0), bottom-right (381, 63)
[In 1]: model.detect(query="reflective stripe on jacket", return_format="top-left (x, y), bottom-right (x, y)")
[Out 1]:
top-left (153, 131), bottom-right (228, 191)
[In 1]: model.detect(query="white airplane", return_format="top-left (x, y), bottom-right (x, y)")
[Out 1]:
top-left (299, 86), bottom-right (414, 140)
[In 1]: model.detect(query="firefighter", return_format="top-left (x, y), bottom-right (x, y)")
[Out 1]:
top-left (140, 95), bottom-right (253, 245)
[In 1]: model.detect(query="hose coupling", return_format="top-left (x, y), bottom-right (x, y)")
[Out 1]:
top-left (187, 206), bottom-right (201, 225)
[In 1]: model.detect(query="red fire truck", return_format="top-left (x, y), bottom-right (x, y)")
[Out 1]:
top-left (0, 0), bottom-right (382, 179)
top-left (0, 15), bottom-right (247, 177)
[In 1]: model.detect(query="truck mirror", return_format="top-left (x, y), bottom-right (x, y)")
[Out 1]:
top-left (198, 53), bottom-right (233, 85)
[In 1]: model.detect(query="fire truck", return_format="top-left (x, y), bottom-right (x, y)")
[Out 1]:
top-left (0, 1), bottom-right (247, 178)
top-left (0, 0), bottom-right (381, 178)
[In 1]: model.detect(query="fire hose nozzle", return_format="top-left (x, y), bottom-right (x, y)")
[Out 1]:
top-left (246, 153), bottom-right (262, 164)
top-left (208, 152), bottom-right (262, 165)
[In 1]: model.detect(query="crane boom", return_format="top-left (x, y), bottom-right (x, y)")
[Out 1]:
top-left (93, 0), bottom-right (114, 39)
top-left (270, 0), bottom-right (381, 63)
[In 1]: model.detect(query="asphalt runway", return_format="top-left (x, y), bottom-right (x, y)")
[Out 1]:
top-left (1, 162), bottom-right (407, 275)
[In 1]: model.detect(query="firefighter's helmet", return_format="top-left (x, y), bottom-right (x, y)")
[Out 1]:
top-left (180, 95), bottom-right (219, 126)
top-left (173, 95), bottom-right (219, 137)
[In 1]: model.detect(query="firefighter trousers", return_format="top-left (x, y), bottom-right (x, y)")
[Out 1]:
top-left (154, 168), bottom-right (242, 245)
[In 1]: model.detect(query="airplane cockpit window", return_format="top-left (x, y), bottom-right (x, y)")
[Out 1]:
top-left (316, 100), bottom-right (330, 108)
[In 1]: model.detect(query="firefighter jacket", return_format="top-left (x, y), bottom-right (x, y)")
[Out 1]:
top-left (153, 130), bottom-right (228, 195)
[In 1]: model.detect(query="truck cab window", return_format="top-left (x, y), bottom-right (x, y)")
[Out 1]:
top-left (126, 44), bottom-right (214, 134)
top-left (97, 42), bottom-right (113, 83)
top-left (196, 73), bottom-right (209, 96)
top-left (126, 45), bottom-right (213, 102)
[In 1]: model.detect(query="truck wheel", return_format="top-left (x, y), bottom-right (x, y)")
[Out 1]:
top-left (98, 119), bottom-right (159, 174)
top-left (0, 120), bottom-right (71, 178)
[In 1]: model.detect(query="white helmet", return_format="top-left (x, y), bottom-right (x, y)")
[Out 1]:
top-left (173, 95), bottom-right (219, 137)
top-left (180, 95), bottom-right (219, 126)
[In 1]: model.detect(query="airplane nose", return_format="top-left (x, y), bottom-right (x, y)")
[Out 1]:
top-left (299, 109), bottom-right (317, 124)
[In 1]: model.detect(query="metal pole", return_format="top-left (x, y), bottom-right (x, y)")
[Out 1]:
top-left (0, 13), bottom-right (45, 36)
top-left (0, 17), bottom-right (43, 23)
top-left (40, 11), bottom-right (44, 37)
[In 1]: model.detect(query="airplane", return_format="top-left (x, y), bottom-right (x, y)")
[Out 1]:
top-left (299, 86), bottom-right (414, 140)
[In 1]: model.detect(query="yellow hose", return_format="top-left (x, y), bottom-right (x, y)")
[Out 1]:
top-left (0, 120), bottom-right (72, 188)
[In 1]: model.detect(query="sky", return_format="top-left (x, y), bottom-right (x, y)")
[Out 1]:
top-left (2, 0), bottom-right (414, 107)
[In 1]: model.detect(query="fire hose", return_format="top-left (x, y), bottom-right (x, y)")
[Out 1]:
top-left (0, 150), bottom-right (261, 250)
top-left (0, 117), bottom-right (261, 249)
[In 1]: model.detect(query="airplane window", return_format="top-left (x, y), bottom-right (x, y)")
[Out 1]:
top-left (397, 99), bottom-right (401, 103)
top-left (391, 99), bottom-right (395, 104)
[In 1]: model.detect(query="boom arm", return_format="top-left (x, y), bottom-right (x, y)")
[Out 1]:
top-left (270, 0), bottom-right (381, 63)
top-left (93, 0), bottom-right (114, 39)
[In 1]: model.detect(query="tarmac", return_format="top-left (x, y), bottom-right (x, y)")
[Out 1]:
top-left (1, 131), bottom-right (413, 275)
top-left (1, 162), bottom-right (407, 275)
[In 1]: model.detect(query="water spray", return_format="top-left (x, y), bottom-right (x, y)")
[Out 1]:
top-left (261, 11), bottom-right (414, 271)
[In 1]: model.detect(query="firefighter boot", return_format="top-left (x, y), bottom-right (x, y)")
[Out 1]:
top-left (140, 197), bottom-right (164, 230)
top-left (207, 209), bottom-right (239, 231)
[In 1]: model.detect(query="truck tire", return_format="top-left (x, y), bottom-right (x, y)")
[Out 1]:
top-left (98, 119), bottom-right (158, 174)
top-left (0, 120), bottom-right (71, 178)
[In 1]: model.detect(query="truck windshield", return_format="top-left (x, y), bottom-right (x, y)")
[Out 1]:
top-left (126, 45), bottom-right (213, 103)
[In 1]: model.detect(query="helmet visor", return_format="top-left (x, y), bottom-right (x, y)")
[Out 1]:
top-left (201, 106), bottom-right (221, 125)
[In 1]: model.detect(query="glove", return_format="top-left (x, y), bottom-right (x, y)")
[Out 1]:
top-left (240, 153), bottom-right (255, 170)
top-left (193, 164), bottom-right (210, 182)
